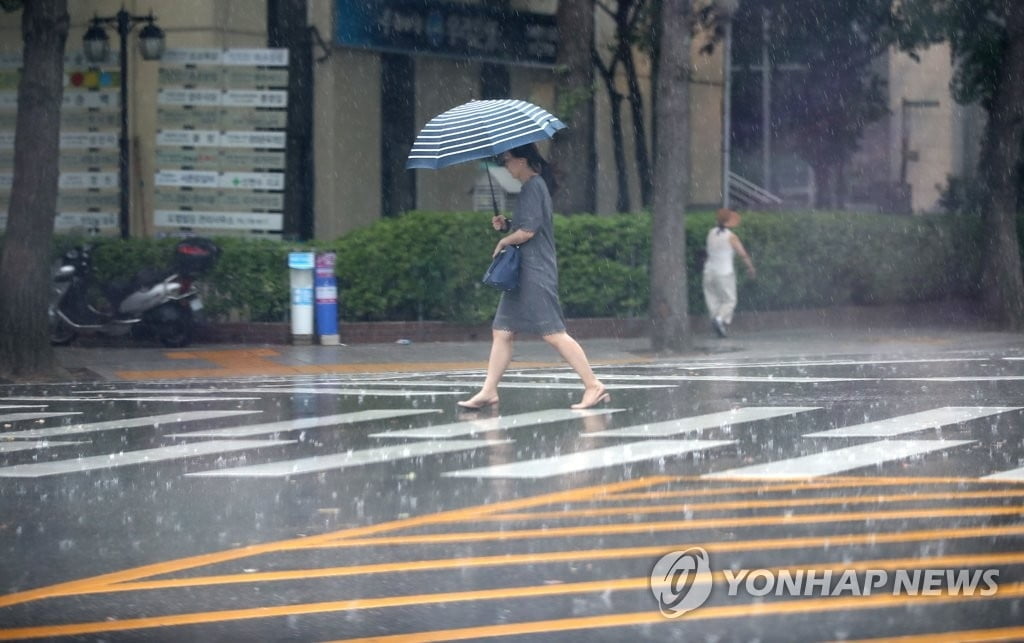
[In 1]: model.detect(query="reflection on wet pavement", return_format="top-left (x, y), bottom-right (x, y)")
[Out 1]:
top-left (1, 349), bottom-right (1023, 640)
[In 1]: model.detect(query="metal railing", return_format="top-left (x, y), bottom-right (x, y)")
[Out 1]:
top-left (729, 171), bottom-right (783, 208)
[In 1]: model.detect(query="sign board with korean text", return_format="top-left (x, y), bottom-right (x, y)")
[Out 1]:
top-left (155, 48), bottom-right (288, 236)
top-left (0, 51), bottom-right (121, 234)
top-left (334, 0), bottom-right (557, 67)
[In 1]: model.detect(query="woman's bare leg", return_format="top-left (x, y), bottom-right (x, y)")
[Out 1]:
top-left (543, 332), bottom-right (608, 408)
top-left (458, 329), bottom-right (514, 407)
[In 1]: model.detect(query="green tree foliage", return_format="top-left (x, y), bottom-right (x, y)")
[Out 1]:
top-left (732, 0), bottom-right (899, 206)
top-left (896, 0), bottom-right (1024, 329)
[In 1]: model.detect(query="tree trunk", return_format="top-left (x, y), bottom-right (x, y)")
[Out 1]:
top-left (551, 0), bottom-right (596, 214)
top-left (978, 0), bottom-right (1024, 329)
top-left (608, 88), bottom-right (631, 212)
top-left (649, 0), bottom-right (691, 352)
top-left (623, 43), bottom-right (653, 208)
top-left (0, 0), bottom-right (68, 380)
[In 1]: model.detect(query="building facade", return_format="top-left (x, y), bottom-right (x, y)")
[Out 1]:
top-left (0, 0), bottom-right (725, 240)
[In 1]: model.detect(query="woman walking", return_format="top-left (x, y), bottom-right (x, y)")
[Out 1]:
top-left (457, 143), bottom-right (608, 411)
top-left (702, 208), bottom-right (756, 337)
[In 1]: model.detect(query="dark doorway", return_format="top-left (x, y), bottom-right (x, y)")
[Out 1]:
top-left (381, 54), bottom-right (416, 217)
top-left (480, 63), bottom-right (510, 99)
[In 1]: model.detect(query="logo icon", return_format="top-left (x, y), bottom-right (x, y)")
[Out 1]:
top-left (650, 547), bottom-right (713, 618)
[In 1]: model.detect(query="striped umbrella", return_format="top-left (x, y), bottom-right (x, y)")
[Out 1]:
top-left (405, 99), bottom-right (566, 170)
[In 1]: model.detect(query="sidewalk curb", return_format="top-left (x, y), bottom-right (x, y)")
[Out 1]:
top-left (194, 301), bottom-right (990, 346)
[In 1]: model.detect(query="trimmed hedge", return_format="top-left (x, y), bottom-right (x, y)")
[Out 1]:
top-left (46, 209), bottom-right (981, 324)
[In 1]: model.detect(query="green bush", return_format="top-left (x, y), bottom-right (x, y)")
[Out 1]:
top-left (44, 208), bottom-right (982, 324)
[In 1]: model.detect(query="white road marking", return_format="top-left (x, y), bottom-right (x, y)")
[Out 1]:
top-left (804, 407), bottom-right (1021, 438)
top-left (0, 412), bottom-right (81, 423)
top-left (704, 439), bottom-right (975, 479)
top-left (983, 467), bottom-right (1024, 481)
top-left (0, 440), bottom-right (294, 478)
top-left (891, 377), bottom-right (1024, 382)
top-left (503, 373), bottom-right (871, 383)
top-left (0, 441), bottom-right (87, 453)
top-left (589, 407), bottom-right (819, 438)
top-left (170, 409), bottom-right (440, 439)
top-left (439, 381), bottom-right (672, 390)
top-left (81, 388), bottom-right (464, 397)
top-left (0, 410), bottom-right (260, 440)
top-left (612, 357), bottom-right (991, 370)
top-left (0, 405), bottom-right (46, 409)
top-left (444, 440), bottom-right (735, 479)
top-left (0, 396), bottom-right (260, 402)
top-left (187, 440), bottom-right (505, 478)
top-left (370, 408), bottom-right (624, 439)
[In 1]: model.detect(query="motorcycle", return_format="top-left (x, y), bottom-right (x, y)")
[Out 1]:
top-left (49, 238), bottom-right (220, 348)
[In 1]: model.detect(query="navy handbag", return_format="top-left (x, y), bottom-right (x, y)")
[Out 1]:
top-left (482, 245), bottom-right (521, 291)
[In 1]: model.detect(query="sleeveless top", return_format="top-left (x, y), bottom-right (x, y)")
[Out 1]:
top-left (705, 226), bottom-right (735, 276)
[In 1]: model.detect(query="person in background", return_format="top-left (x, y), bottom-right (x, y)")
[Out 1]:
top-left (457, 143), bottom-right (608, 411)
top-left (703, 208), bottom-right (756, 337)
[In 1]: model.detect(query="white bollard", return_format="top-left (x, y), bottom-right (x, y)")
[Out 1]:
top-left (288, 252), bottom-right (315, 345)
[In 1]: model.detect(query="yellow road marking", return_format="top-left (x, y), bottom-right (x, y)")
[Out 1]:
top-left (843, 625), bottom-right (1024, 642)
top-left (0, 476), bottom-right (675, 608)
top-left (307, 506), bottom-right (1024, 548)
top-left (331, 583), bottom-right (1024, 642)
top-left (3, 554), bottom-right (1021, 640)
top-left (489, 489), bottom-right (1024, 520)
top-left (2, 475), bottom-right (1019, 638)
top-left (602, 477), bottom-right (1010, 500)
top-left (97, 523), bottom-right (1024, 595)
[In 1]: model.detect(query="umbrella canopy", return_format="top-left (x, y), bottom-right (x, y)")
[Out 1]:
top-left (405, 99), bottom-right (566, 170)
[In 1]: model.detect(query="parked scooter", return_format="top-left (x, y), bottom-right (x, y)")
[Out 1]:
top-left (49, 238), bottom-right (220, 348)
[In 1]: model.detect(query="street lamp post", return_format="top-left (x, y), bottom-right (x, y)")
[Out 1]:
top-left (83, 10), bottom-right (165, 239)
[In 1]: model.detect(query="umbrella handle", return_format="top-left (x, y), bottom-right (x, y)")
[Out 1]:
top-left (486, 167), bottom-right (500, 218)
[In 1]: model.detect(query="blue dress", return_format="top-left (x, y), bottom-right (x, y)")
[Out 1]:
top-left (492, 176), bottom-right (566, 335)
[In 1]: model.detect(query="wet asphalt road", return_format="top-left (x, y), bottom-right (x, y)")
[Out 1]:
top-left (1, 340), bottom-right (1024, 641)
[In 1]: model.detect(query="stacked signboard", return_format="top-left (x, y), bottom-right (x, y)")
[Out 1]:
top-left (154, 48), bottom-right (288, 236)
top-left (0, 51), bottom-right (120, 234)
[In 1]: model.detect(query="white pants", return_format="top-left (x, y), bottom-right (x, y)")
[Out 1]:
top-left (702, 270), bottom-right (737, 324)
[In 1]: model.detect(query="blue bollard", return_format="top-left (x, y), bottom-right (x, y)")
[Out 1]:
top-left (315, 252), bottom-right (339, 345)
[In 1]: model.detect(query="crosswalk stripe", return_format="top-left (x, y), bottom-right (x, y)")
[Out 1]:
top-left (0, 441), bottom-right (87, 453)
top-left (805, 407), bottom-right (1021, 438)
top-left (186, 440), bottom-right (505, 478)
top-left (370, 408), bottom-right (624, 439)
top-left (170, 409), bottom-right (441, 439)
top-left (0, 410), bottom-right (260, 440)
top-left (429, 381), bottom-right (671, 390)
top-left (588, 406), bottom-right (818, 438)
top-left (609, 357), bottom-right (990, 370)
top-left (81, 388), bottom-right (465, 397)
top-left (982, 467), bottom-right (1024, 482)
top-left (444, 440), bottom-right (735, 479)
top-left (0, 440), bottom-right (294, 478)
top-left (0, 412), bottom-right (81, 423)
top-left (506, 373), bottom-right (870, 383)
top-left (704, 439), bottom-right (975, 479)
top-left (892, 376), bottom-right (1024, 382)
top-left (0, 396), bottom-right (260, 402)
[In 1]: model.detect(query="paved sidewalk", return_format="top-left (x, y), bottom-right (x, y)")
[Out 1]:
top-left (54, 323), bottom-right (1024, 381)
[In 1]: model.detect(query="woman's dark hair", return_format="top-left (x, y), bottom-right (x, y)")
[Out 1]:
top-left (507, 143), bottom-right (558, 195)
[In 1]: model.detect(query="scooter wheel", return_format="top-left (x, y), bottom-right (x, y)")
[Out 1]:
top-left (50, 318), bottom-right (78, 346)
top-left (156, 307), bottom-right (193, 348)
